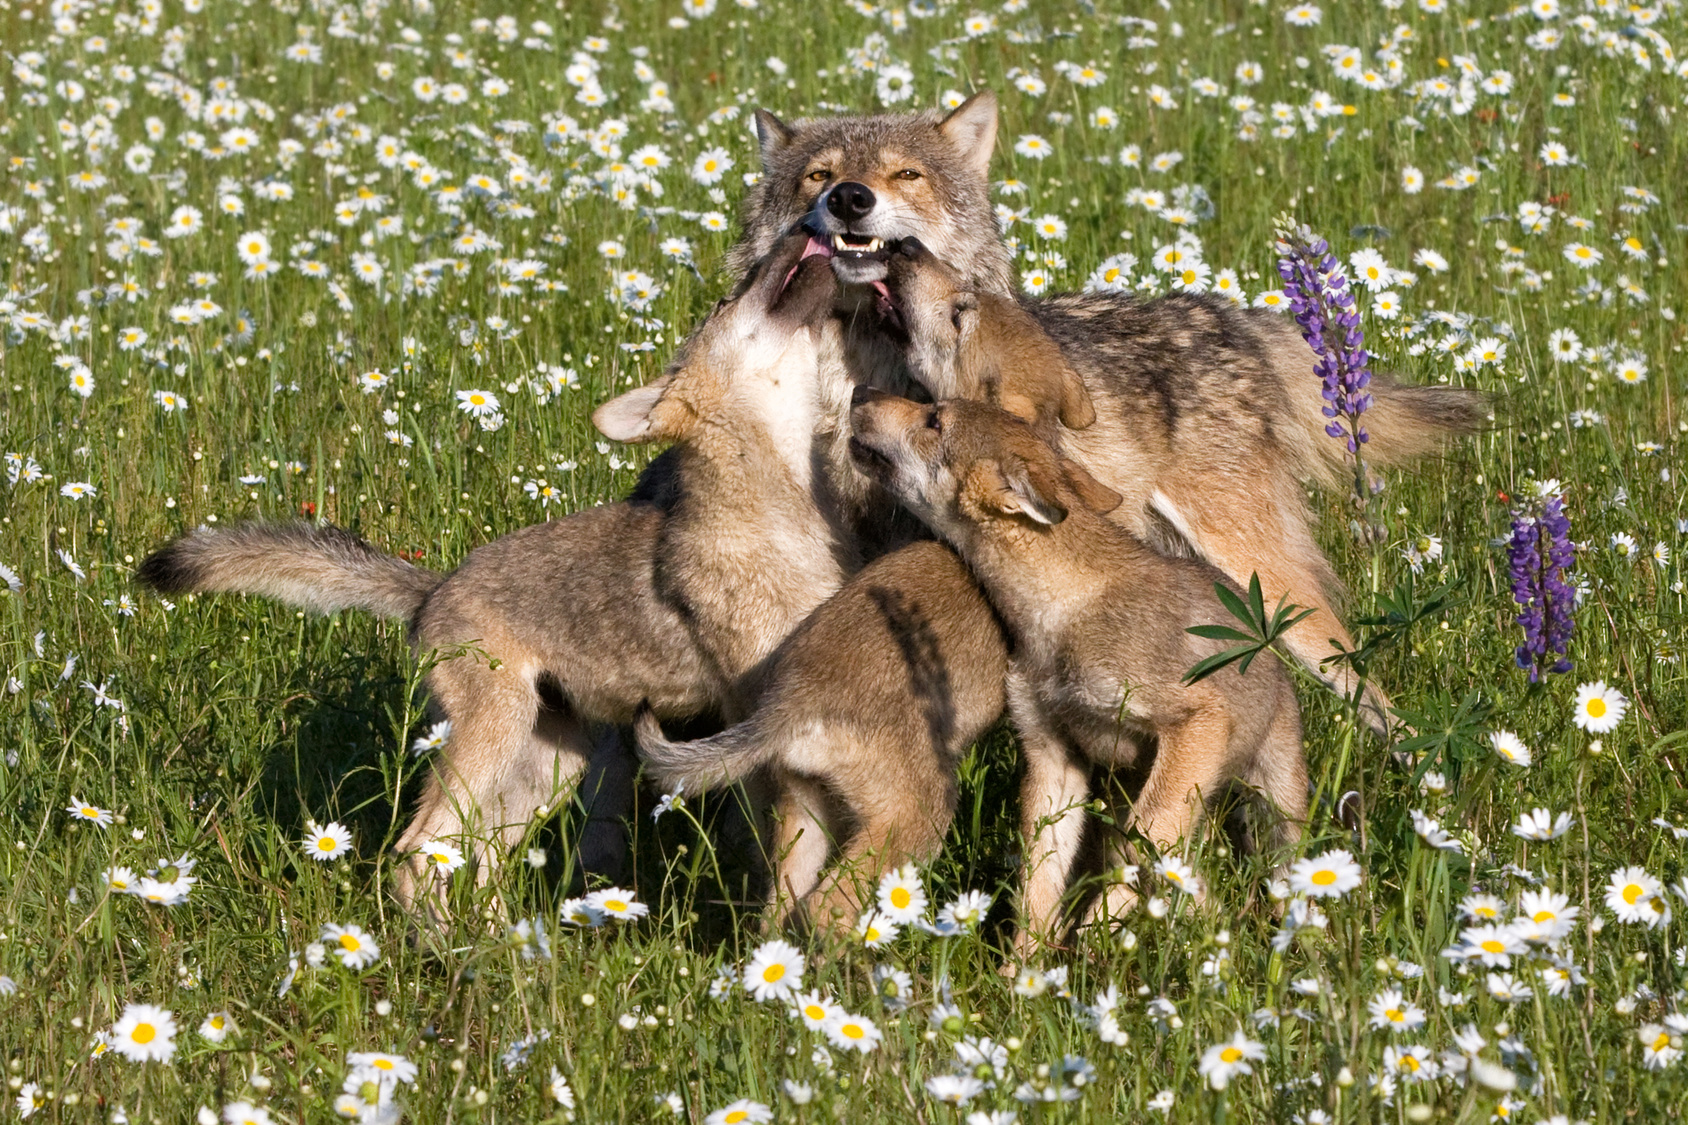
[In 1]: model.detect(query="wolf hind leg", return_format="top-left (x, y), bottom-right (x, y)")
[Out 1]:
top-left (394, 658), bottom-right (589, 924)
top-left (1149, 473), bottom-right (1393, 737)
top-left (1242, 689), bottom-right (1310, 859)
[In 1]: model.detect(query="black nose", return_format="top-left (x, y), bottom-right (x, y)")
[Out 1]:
top-left (851, 384), bottom-right (889, 407)
top-left (827, 181), bottom-right (877, 223)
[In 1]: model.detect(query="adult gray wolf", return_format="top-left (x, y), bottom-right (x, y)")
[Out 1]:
top-left (730, 91), bottom-right (1485, 732)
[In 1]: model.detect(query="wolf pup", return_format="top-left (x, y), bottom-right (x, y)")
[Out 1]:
top-left (881, 238), bottom-right (1094, 437)
top-left (849, 392), bottom-right (1308, 953)
top-left (634, 539), bottom-right (1006, 933)
top-left (734, 92), bottom-right (1485, 734)
top-left (137, 231), bottom-right (848, 919)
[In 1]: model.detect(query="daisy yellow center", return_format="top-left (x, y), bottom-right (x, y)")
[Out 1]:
top-left (890, 887), bottom-right (911, 910)
top-left (1533, 910), bottom-right (1555, 923)
top-left (762, 964), bottom-right (785, 983)
top-left (1181, 270), bottom-right (1197, 284)
top-left (373, 1059), bottom-right (393, 1070)
top-left (1400, 1055), bottom-right (1420, 1071)
top-left (725, 1114), bottom-right (747, 1124)
top-left (1496, 1105), bottom-right (1510, 1118)
top-left (1622, 884), bottom-right (1643, 905)
top-left (1498, 747), bottom-right (1516, 760)
top-left (1386, 1008), bottom-right (1404, 1022)
top-left (132, 1023), bottom-right (156, 1044)
top-left (82, 807), bottom-right (99, 818)
top-left (842, 1023), bottom-right (865, 1040)
top-left (432, 852), bottom-right (451, 864)
top-left (1586, 698), bottom-right (1606, 717)
top-left (1653, 1033), bottom-right (1670, 1051)
top-left (1476, 906), bottom-right (1497, 918)
top-left (210, 1016), bottom-right (224, 1029)
top-left (1104, 269), bottom-right (1120, 281)
top-left (863, 926), bottom-right (881, 941)
top-left (1311, 869), bottom-right (1337, 886)
top-left (339, 934), bottom-right (361, 951)
top-left (318, 837), bottom-right (337, 851)
top-left (1166, 871), bottom-right (1183, 885)
top-left (469, 394), bottom-right (485, 405)
top-left (1220, 1046), bottom-right (1242, 1063)
top-left (603, 899), bottom-right (627, 913)
top-left (805, 1004), bottom-right (825, 1020)
top-left (1481, 940), bottom-right (1506, 954)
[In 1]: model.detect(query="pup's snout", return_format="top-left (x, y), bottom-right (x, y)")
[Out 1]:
top-left (826, 181), bottom-right (877, 223)
top-left (851, 383), bottom-right (891, 408)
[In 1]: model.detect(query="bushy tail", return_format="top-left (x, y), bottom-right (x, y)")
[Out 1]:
top-left (634, 705), bottom-right (774, 794)
top-left (1269, 321), bottom-right (1488, 483)
top-left (135, 523), bottom-right (442, 620)
top-left (1353, 371), bottom-right (1489, 468)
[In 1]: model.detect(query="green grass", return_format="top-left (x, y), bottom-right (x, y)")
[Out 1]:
top-left (1, 0), bottom-right (1686, 1121)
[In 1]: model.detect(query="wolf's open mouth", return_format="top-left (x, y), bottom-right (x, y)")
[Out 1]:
top-left (829, 232), bottom-right (897, 261)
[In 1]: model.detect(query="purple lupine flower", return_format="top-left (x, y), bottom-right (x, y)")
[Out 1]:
top-left (1508, 492), bottom-right (1575, 682)
top-left (1274, 220), bottom-right (1373, 455)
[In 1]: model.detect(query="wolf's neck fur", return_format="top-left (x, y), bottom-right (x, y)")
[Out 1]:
top-left (957, 506), bottom-right (1126, 653)
top-left (665, 375), bottom-right (857, 707)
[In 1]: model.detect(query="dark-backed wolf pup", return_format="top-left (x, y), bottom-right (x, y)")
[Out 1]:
top-left (635, 539), bottom-right (1005, 935)
top-left (138, 231), bottom-right (852, 920)
top-left (850, 392), bottom-right (1308, 955)
top-left (731, 91), bottom-right (1486, 733)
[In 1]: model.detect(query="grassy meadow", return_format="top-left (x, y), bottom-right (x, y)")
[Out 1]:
top-left (2, 0), bottom-right (1687, 1120)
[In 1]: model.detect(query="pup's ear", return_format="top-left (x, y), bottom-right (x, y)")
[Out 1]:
top-left (753, 109), bottom-right (795, 170)
top-left (1056, 363), bottom-right (1096, 430)
top-left (937, 90), bottom-right (997, 179)
top-left (981, 458), bottom-right (1067, 526)
top-left (1059, 458), bottom-right (1122, 515)
top-left (592, 375), bottom-right (685, 444)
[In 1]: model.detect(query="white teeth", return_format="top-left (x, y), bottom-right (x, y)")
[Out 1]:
top-left (832, 234), bottom-right (885, 253)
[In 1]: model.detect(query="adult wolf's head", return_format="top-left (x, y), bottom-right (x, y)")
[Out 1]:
top-left (729, 92), bottom-right (1013, 295)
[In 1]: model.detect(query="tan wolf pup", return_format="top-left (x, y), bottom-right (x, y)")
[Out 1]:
top-left (849, 392), bottom-right (1308, 953)
top-left (733, 91), bottom-right (1485, 734)
top-left (634, 539), bottom-right (1006, 934)
top-left (137, 232), bottom-right (851, 919)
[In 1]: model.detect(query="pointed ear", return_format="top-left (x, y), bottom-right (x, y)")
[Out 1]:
top-left (1056, 364), bottom-right (1096, 430)
top-left (592, 375), bottom-right (681, 444)
top-left (983, 458), bottom-right (1067, 526)
top-left (937, 90), bottom-right (998, 178)
top-left (753, 109), bottom-right (795, 171)
top-left (1059, 458), bottom-right (1122, 515)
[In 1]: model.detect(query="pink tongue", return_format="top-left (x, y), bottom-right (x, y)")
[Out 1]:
top-left (871, 280), bottom-right (891, 299)
top-left (781, 236), bottom-right (836, 293)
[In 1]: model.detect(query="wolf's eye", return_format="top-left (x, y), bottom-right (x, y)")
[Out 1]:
top-left (895, 168), bottom-right (922, 180)
top-left (806, 168), bottom-right (830, 183)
